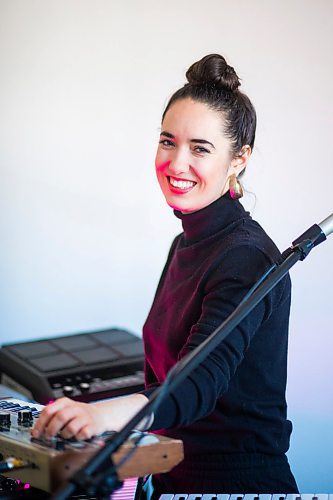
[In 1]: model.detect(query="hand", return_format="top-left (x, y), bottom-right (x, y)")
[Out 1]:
top-left (31, 397), bottom-right (106, 440)
top-left (31, 393), bottom-right (150, 440)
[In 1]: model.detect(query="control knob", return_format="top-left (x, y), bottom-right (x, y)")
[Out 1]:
top-left (79, 382), bottom-right (90, 393)
top-left (63, 385), bottom-right (74, 396)
top-left (0, 412), bottom-right (11, 427)
top-left (18, 409), bottom-right (33, 424)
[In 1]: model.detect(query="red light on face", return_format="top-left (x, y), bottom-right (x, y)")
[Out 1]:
top-left (24, 483), bottom-right (31, 489)
top-left (47, 400), bottom-right (55, 405)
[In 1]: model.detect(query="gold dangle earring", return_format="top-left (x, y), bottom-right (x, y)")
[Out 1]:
top-left (229, 174), bottom-right (243, 200)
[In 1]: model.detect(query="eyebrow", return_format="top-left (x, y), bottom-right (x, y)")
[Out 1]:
top-left (160, 131), bottom-right (215, 149)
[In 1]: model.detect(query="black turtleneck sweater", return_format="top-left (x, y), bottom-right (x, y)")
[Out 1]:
top-left (142, 193), bottom-right (292, 465)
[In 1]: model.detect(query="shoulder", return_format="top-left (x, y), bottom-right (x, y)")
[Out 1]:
top-left (205, 217), bottom-right (291, 303)
top-left (221, 216), bottom-right (283, 266)
top-left (166, 232), bottom-right (182, 261)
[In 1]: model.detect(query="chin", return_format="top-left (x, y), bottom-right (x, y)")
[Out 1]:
top-left (166, 193), bottom-right (222, 213)
top-left (165, 198), bottom-right (201, 213)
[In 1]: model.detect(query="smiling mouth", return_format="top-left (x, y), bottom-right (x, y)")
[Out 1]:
top-left (168, 177), bottom-right (197, 190)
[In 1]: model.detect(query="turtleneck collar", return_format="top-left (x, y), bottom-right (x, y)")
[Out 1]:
top-left (174, 192), bottom-right (249, 245)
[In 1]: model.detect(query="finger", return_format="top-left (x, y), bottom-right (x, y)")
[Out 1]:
top-left (44, 405), bottom-right (84, 437)
top-left (76, 424), bottom-right (95, 441)
top-left (59, 414), bottom-right (93, 440)
top-left (32, 398), bottom-right (72, 437)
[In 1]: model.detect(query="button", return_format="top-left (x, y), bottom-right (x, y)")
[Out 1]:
top-left (63, 385), bottom-right (74, 396)
top-left (79, 382), bottom-right (90, 393)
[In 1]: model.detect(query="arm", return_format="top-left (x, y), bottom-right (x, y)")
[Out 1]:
top-left (142, 244), bottom-right (290, 430)
top-left (32, 246), bottom-right (288, 438)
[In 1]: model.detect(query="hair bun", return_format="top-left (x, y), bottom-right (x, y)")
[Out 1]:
top-left (185, 53), bottom-right (241, 92)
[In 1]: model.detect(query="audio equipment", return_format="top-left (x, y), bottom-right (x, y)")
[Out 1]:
top-left (0, 328), bottom-right (145, 404)
top-left (0, 398), bottom-right (184, 494)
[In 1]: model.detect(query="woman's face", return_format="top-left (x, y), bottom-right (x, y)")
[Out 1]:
top-left (155, 98), bottom-right (248, 213)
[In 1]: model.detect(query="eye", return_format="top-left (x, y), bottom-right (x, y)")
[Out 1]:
top-left (193, 145), bottom-right (210, 154)
top-left (159, 139), bottom-right (175, 148)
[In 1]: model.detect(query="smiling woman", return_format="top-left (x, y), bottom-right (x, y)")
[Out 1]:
top-left (32, 54), bottom-right (298, 496)
top-left (141, 53), bottom-right (298, 495)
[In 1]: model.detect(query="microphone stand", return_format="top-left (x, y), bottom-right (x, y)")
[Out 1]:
top-left (52, 215), bottom-right (332, 500)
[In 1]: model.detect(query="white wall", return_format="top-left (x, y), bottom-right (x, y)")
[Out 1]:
top-left (1, 0), bottom-right (332, 491)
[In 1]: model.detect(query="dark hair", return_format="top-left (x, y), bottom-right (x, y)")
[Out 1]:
top-left (162, 54), bottom-right (256, 156)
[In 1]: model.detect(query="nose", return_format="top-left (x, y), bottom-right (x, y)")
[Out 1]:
top-left (168, 150), bottom-right (190, 176)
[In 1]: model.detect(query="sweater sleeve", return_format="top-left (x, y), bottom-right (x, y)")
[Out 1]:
top-left (142, 244), bottom-right (289, 431)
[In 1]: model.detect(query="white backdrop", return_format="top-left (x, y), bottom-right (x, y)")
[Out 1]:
top-left (1, 0), bottom-right (332, 491)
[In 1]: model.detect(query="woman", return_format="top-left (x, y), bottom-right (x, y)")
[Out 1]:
top-left (32, 54), bottom-right (298, 494)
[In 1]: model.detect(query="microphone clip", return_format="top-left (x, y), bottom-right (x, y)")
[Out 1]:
top-left (289, 238), bottom-right (315, 261)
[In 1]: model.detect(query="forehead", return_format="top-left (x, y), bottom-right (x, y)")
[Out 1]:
top-left (162, 98), bottom-right (225, 140)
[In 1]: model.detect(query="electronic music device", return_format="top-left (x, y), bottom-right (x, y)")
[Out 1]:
top-left (0, 328), bottom-right (145, 404)
top-left (0, 398), bottom-right (184, 494)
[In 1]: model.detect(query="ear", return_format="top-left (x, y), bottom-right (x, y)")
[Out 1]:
top-left (229, 145), bottom-right (252, 177)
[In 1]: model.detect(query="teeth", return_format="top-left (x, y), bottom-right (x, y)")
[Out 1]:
top-left (169, 178), bottom-right (195, 189)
